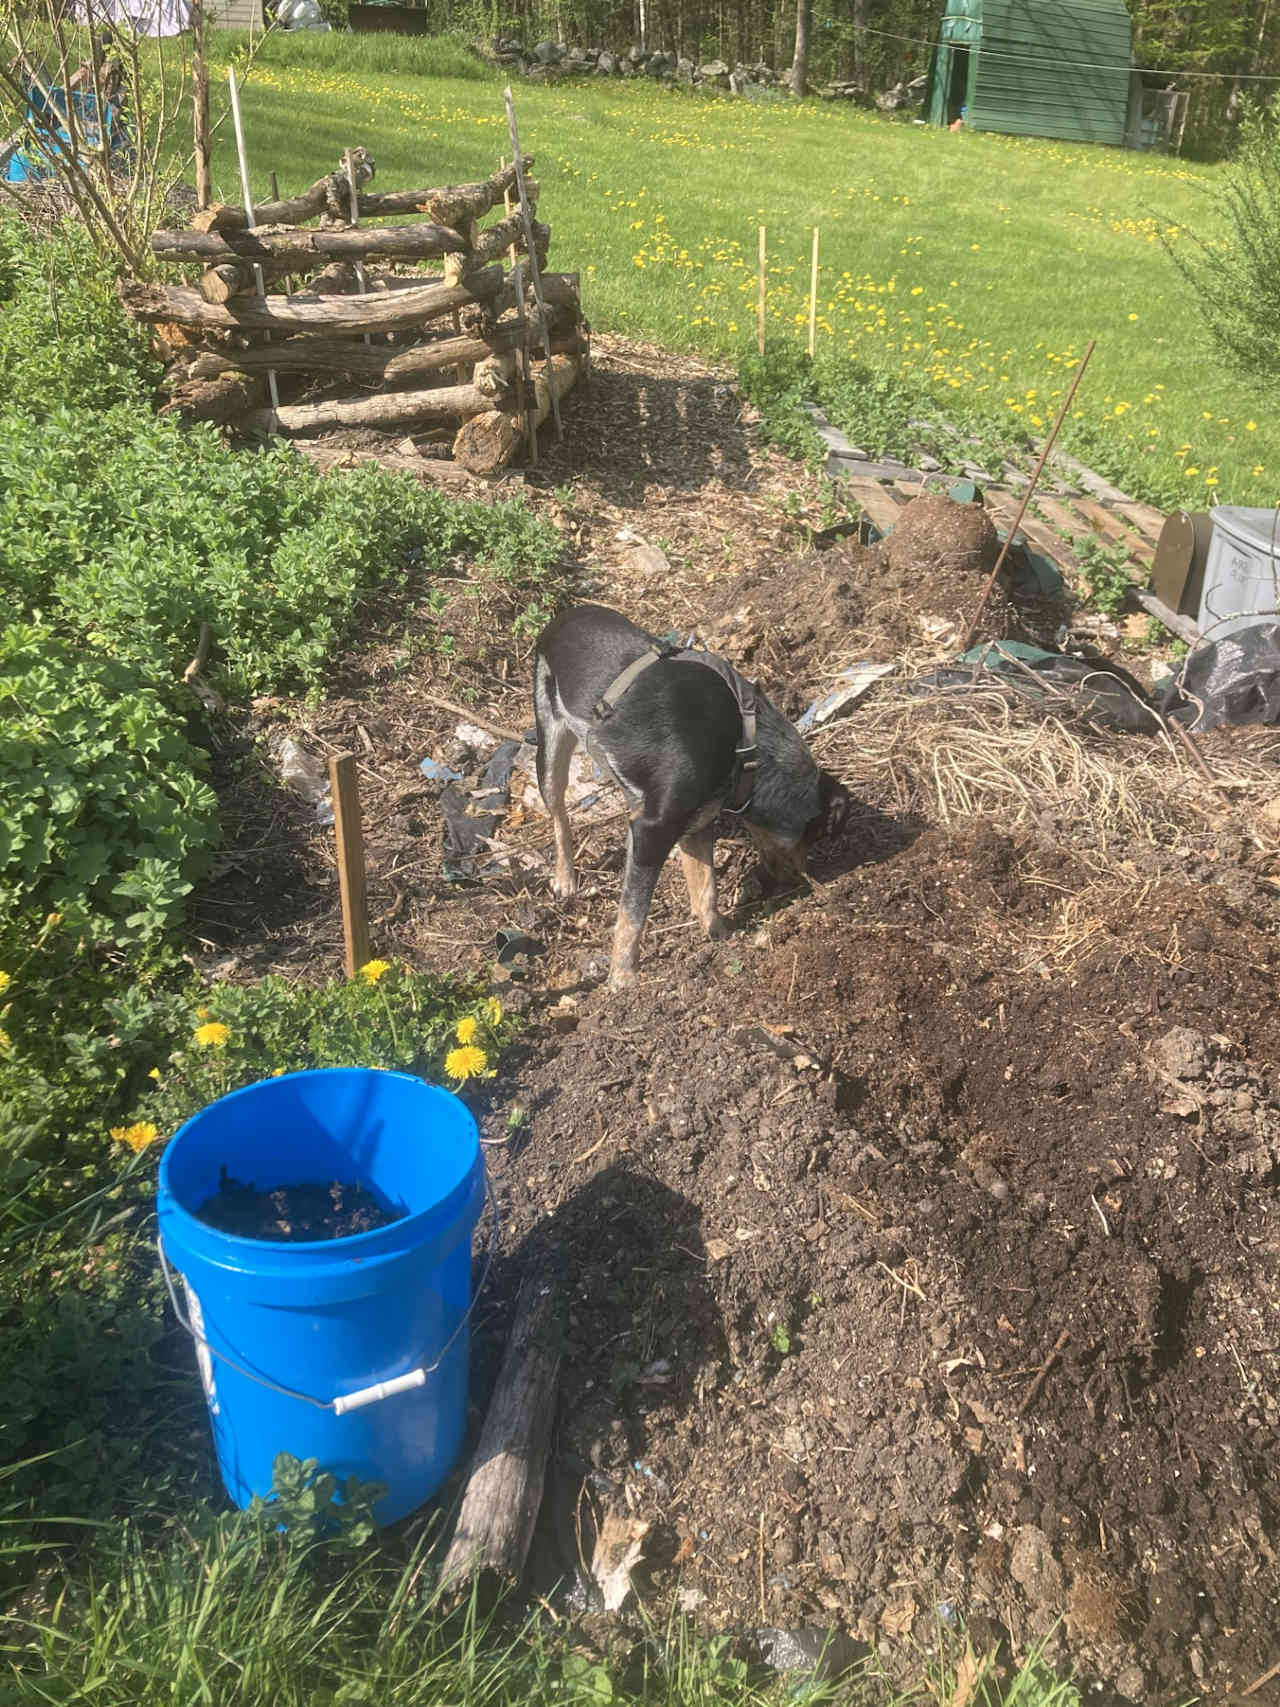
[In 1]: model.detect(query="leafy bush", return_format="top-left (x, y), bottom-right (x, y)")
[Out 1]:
top-left (0, 403), bottom-right (561, 698)
top-left (0, 624), bottom-right (219, 950)
top-left (1167, 95), bottom-right (1280, 387)
top-left (0, 219), bottom-right (159, 415)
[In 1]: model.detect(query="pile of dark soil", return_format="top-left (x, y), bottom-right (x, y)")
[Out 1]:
top-left (480, 818), bottom-right (1280, 1703)
top-left (702, 492), bottom-right (1071, 710)
top-left (197, 1174), bottom-right (403, 1242)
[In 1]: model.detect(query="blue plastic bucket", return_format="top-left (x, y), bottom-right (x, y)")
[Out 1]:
top-left (156, 1068), bottom-right (487, 1525)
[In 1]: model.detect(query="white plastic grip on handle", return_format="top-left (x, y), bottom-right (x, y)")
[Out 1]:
top-left (332, 1368), bottom-right (428, 1416)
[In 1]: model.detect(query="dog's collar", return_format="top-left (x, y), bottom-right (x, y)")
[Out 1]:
top-left (593, 642), bottom-right (758, 815)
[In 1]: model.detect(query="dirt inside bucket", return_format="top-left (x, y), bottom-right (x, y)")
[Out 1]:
top-left (196, 1171), bottom-right (404, 1242)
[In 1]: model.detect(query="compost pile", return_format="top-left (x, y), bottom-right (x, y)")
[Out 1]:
top-left (193, 340), bottom-right (1280, 1702)
top-left (197, 1174), bottom-right (402, 1242)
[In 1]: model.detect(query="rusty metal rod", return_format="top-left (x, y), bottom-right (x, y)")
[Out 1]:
top-left (959, 339), bottom-right (1096, 652)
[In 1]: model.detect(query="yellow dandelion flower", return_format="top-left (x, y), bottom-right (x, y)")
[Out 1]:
top-left (1128, 313), bottom-right (1139, 321)
top-left (1246, 421), bottom-right (1257, 431)
top-left (148, 1067), bottom-right (161, 1081)
top-left (359, 959), bottom-right (391, 985)
top-left (193, 1021), bottom-right (231, 1048)
top-left (1184, 467), bottom-right (1199, 478)
top-left (0, 970), bottom-right (10, 994)
top-left (111, 1121), bottom-right (159, 1154)
top-left (445, 1044), bottom-right (488, 1083)
top-left (484, 996), bottom-right (504, 1026)
top-left (455, 1015), bottom-right (478, 1045)
top-left (0, 1027), bottom-right (10, 1051)
top-left (195, 1005), bottom-right (211, 1021)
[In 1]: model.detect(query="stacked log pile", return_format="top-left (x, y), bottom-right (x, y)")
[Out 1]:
top-left (118, 152), bottom-right (587, 476)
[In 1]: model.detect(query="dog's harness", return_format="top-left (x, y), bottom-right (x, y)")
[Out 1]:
top-left (592, 639), bottom-right (759, 814)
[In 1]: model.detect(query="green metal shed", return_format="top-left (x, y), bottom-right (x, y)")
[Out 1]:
top-left (928, 0), bottom-right (1134, 147)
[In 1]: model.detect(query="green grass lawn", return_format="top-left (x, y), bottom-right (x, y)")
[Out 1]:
top-left (209, 31), bottom-right (1273, 511)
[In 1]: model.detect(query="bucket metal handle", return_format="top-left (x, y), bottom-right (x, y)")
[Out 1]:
top-left (158, 1162), bottom-right (500, 1416)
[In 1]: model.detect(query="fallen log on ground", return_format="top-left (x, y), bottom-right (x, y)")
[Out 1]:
top-left (119, 266), bottom-right (505, 335)
top-left (453, 352), bottom-right (581, 475)
top-left (245, 379), bottom-right (496, 437)
top-left (440, 1267), bottom-right (562, 1588)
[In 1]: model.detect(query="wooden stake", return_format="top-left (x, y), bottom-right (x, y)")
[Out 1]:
top-left (807, 226), bottom-right (819, 359)
top-left (959, 339), bottom-right (1096, 651)
top-left (191, 0), bottom-right (211, 210)
top-left (269, 169), bottom-right (279, 200)
top-left (329, 753), bottom-right (371, 979)
top-left (757, 225), bottom-right (766, 356)
top-left (343, 147), bottom-right (373, 349)
top-left (512, 257), bottom-right (537, 465)
top-left (227, 69), bottom-right (279, 412)
top-left (504, 87), bottom-right (562, 440)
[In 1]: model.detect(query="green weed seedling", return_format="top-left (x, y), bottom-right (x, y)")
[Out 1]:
top-left (249, 1453), bottom-right (385, 1552)
top-left (1073, 536), bottom-right (1135, 617)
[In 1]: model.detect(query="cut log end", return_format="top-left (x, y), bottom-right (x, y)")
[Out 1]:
top-left (453, 352), bottom-right (581, 476)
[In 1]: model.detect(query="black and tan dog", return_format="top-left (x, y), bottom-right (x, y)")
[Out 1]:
top-left (534, 603), bottom-right (849, 989)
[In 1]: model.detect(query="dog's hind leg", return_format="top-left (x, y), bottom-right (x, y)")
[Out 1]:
top-left (609, 813), bottom-right (678, 990)
top-left (534, 656), bottom-right (580, 900)
top-left (678, 824), bottom-right (730, 940)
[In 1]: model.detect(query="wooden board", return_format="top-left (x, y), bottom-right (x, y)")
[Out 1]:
top-left (1113, 499), bottom-right (1167, 544)
top-left (1133, 587), bottom-right (1201, 646)
top-left (842, 477), bottom-right (911, 537)
top-left (984, 492), bottom-right (1082, 576)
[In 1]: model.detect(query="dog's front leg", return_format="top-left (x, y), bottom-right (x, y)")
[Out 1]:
top-left (609, 815), bottom-right (675, 990)
top-left (678, 824), bottom-right (730, 940)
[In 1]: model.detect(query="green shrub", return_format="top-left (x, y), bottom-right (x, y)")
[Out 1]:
top-left (0, 624), bottom-right (219, 951)
top-left (1167, 94), bottom-right (1280, 388)
top-left (0, 406), bottom-right (561, 697)
top-left (0, 219), bottom-right (159, 415)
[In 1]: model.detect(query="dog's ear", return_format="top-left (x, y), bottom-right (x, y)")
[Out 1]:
top-left (820, 775), bottom-right (850, 840)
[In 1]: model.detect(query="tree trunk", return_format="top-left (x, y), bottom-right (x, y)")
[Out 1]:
top-left (852, 0), bottom-right (867, 87)
top-left (439, 1269), bottom-right (563, 1588)
top-left (191, 0), bottom-right (211, 210)
top-left (790, 0), bottom-right (810, 95)
top-left (452, 353), bottom-right (581, 475)
top-left (118, 266), bottom-right (506, 335)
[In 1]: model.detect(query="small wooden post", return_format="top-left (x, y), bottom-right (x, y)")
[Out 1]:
top-left (191, 0), bottom-right (211, 210)
top-left (329, 753), bottom-right (371, 978)
top-left (757, 225), bottom-right (766, 356)
top-left (807, 226), bottom-right (819, 358)
top-left (269, 169), bottom-right (279, 200)
top-left (344, 148), bottom-right (373, 349)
